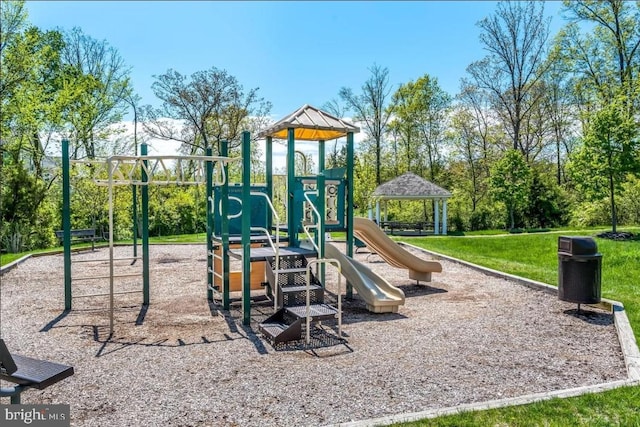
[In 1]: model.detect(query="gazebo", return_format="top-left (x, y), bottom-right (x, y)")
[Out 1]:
top-left (371, 172), bottom-right (452, 235)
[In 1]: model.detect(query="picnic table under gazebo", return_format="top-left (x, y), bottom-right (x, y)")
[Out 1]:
top-left (370, 172), bottom-right (452, 235)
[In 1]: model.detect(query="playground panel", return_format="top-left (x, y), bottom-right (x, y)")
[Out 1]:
top-left (213, 185), bottom-right (271, 236)
top-left (293, 174), bottom-right (346, 232)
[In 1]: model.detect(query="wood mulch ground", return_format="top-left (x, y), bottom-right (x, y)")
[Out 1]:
top-left (0, 243), bottom-right (626, 426)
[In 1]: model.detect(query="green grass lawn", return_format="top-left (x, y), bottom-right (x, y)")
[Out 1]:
top-left (397, 229), bottom-right (640, 426)
top-left (0, 247), bottom-right (69, 265)
top-left (395, 384), bottom-right (640, 426)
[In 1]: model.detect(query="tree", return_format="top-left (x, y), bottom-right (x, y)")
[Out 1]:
top-left (59, 27), bottom-right (132, 159)
top-left (0, 0), bottom-right (26, 57)
top-left (467, 1), bottom-right (551, 158)
top-left (142, 67), bottom-right (271, 156)
top-left (388, 74), bottom-right (451, 180)
top-left (448, 109), bottom-right (488, 212)
top-left (566, 100), bottom-right (638, 233)
top-left (1, 2), bottom-right (66, 251)
top-left (339, 64), bottom-right (393, 185)
top-left (539, 61), bottom-right (579, 185)
top-left (456, 80), bottom-right (504, 175)
top-left (489, 149), bottom-right (533, 229)
top-left (320, 98), bottom-right (349, 169)
top-left (557, 1), bottom-right (640, 116)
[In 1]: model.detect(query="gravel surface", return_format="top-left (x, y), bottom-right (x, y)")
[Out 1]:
top-left (0, 243), bottom-right (627, 426)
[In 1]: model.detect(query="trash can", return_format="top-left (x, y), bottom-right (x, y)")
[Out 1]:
top-left (558, 236), bottom-right (602, 306)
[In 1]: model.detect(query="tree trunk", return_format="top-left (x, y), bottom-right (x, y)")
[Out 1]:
top-left (556, 139), bottom-right (562, 185)
top-left (509, 206), bottom-right (515, 230)
top-left (376, 138), bottom-right (381, 185)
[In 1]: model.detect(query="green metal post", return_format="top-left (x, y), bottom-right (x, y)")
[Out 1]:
top-left (266, 136), bottom-right (273, 231)
top-left (206, 147), bottom-right (214, 301)
top-left (346, 132), bottom-right (355, 299)
top-left (318, 140), bottom-right (325, 176)
top-left (141, 143), bottom-right (150, 305)
top-left (318, 139), bottom-right (326, 284)
top-left (287, 128), bottom-right (297, 247)
top-left (241, 131), bottom-right (251, 325)
top-left (317, 172), bottom-right (325, 285)
top-left (221, 140), bottom-right (230, 310)
top-left (62, 139), bottom-right (72, 310)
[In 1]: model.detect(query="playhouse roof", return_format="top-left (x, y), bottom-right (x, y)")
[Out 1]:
top-left (258, 104), bottom-right (360, 141)
top-left (372, 172), bottom-right (451, 200)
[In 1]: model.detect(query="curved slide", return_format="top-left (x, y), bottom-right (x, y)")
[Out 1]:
top-left (325, 243), bottom-right (405, 313)
top-left (353, 217), bottom-right (442, 283)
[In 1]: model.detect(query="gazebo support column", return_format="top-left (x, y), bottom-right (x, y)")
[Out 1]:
top-left (375, 200), bottom-right (381, 224)
top-left (434, 200), bottom-right (440, 235)
top-left (442, 199), bottom-right (448, 235)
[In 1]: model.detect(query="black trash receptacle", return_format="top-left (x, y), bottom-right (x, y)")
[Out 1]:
top-left (558, 236), bottom-right (602, 306)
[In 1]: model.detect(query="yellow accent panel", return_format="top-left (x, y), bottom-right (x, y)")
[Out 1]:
top-left (270, 128), bottom-right (348, 141)
top-left (213, 243), bottom-right (266, 291)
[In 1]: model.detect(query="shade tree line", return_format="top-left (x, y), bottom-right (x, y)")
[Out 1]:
top-left (1, 0), bottom-right (639, 253)
top-left (328, 0), bottom-right (639, 232)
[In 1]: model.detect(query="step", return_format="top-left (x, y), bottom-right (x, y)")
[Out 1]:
top-left (259, 309), bottom-right (302, 344)
top-left (281, 284), bottom-right (323, 293)
top-left (267, 255), bottom-right (322, 289)
top-left (229, 246), bottom-right (317, 261)
top-left (280, 284), bottom-right (324, 307)
top-left (273, 268), bottom-right (308, 274)
top-left (266, 254), bottom-right (308, 271)
top-left (285, 304), bottom-right (338, 322)
top-left (260, 322), bottom-right (289, 339)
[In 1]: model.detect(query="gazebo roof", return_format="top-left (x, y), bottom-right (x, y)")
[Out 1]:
top-left (258, 104), bottom-right (360, 141)
top-left (372, 172), bottom-right (451, 200)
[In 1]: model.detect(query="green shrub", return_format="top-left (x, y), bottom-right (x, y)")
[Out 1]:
top-left (524, 168), bottom-right (570, 228)
top-left (570, 199), bottom-right (611, 227)
top-left (470, 206), bottom-right (497, 231)
top-left (526, 228), bottom-right (551, 233)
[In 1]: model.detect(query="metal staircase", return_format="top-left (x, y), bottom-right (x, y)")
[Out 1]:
top-left (259, 254), bottom-right (339, 345)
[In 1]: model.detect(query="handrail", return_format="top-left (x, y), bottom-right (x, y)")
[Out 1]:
top-left (249, 191), bottom-right (281, 310)
top-left (305, 258), bottom-right (342, 344)
top-left (302, 190), bottom-right (321, 255)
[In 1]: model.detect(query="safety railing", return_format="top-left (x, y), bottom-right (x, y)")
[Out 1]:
top-left (249, 191), bottom-right (281, 310)
top-left (302, 190), bottom-right (321, 255)
top-left (305, 259), bottom-right (342, 344)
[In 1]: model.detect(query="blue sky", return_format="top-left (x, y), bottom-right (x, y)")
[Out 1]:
top-left (26, 1), bottom-right (567, 121)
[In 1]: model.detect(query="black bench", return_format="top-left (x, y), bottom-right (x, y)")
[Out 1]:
top-left (55, 228), bottom-right (98, 251)
top-left (0, 339), bottom-right (74, 404)
top-left (379, 221), bottom-right (432, 235)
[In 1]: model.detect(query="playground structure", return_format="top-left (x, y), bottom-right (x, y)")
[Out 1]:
top-left (59, 104), bottom-right (442, 345)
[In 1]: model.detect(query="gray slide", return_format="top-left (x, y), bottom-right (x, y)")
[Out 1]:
top-left (325, 243), bottom-right (405, 313)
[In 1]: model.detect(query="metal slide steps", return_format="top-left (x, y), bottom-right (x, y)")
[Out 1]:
top-left (259, 254), bottom-right (338, 344)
